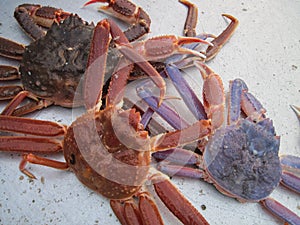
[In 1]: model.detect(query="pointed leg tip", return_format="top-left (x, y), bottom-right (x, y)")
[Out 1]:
top-left (290, 105), bottom-right (300, 118)
top-left (83, 0), bottom-right (103, 7)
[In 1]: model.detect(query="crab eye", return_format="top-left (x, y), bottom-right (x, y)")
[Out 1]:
top-left (69, 153), bottom-right (76, 165)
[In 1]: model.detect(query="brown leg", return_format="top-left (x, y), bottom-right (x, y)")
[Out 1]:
top-left (0, 86), bottom-right (24, 101)
top-left (0, 65), bottom-right (21, 80)
top-left (1, 91), bottom-right (54, 116)
top-left (20, 154), bottom-right (69, 179)
top-left (14, 4), bottom-right (71, 40)
top-left (179, 0), bottom-right (198, 37)
top-left (0, 37), bottom-right (25, 60)
top-left (205, 14), bottom-right (239, 61)
top-left (84, 0), bottom-right (151, 41)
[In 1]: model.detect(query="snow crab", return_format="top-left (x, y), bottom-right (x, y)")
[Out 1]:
top-left (0, 18), bottom-right (215, 225)
top-left (137, 63), bottom-right (300, 224)
top-left (0, 1), bottom-right (153, 116)
top-left (0, 0), bottom-right (238, 116)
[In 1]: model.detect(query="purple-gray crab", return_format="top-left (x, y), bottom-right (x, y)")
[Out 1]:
top-left (137, 63), bottom-right (300, 224)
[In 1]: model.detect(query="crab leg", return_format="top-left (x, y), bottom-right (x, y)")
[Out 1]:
top-left (84, 0), bottom-right (151, 42)
top-left (179, 0), bottom-right (198, 37)
top-left (151, 120), bottom-right (211, 152)
top-left (157, 162), bottom-right (204, 179)
top-left (198, 63), bottom-right (225, 129)
top-left (137, 81), bottom-right (189, 130)
top-left (280, 155), bottom-right (300, 193)
top-left (84, 19), bottom-right (111, 110)
top-left (205, 14), bottom-right (239, 61)
top-left (0, 65), bottom-right (20, 80)
top-left (111, 192), bottom-right (164, 225)
top-left (19, 154), bottom-right (69, 179)
top-left (132, 35), bottom-right (211, 61)
top-left (0, 86), bottom-right (24, 101)
top-left (151, 171), bottom-right (209, 225)
top-left (0, 115), bottom-right (67, 177)
top-left (261, 198), bottom-right (300, 225)
top-left (228, 78), bottom-right (267, 124)
top-left (1, 91), bottom-right (53, 116)
top-left (154, 148), bottom-right (200, 166)
top-left (14, 4), bottom-right (70, 40)
top-left (0, 37), bottom-right (25, 60)
top-left (165, 65), bottom-right (207, 121)
top-left (0, 115), bottom-right (66, 136)
top-left (84, 18), bottom-right (167, 109)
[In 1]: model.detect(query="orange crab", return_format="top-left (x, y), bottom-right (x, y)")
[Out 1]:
top-left (0, 12), bottom-right (216, 224)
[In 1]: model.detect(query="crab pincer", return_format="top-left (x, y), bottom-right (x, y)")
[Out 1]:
top-left (179, 0), bottom-right (239, 61)
top-left (84, 0), bottom-right (151, 41)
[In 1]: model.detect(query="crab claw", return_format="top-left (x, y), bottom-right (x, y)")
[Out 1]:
top-left (84, 0), bottom-right (151, 41)
top-left (83, 0), bottom-right (140, 24)
top-left (132, 35), bottom-right (212, 62)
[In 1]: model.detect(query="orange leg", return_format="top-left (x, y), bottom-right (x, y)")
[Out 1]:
top-left (0, 115), bottom-right (67, 178)
top-left (151, 119), bottom-right (211, 152)
top-left (110, 191), bottom-right (164, 225)
top-left (152, 172), bottom-right (209, 225)
top-left (20, 154), bottom-right (69, 179)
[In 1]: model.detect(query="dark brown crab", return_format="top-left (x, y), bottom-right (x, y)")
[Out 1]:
top-left (0, 1), bottom-right (153, 116)
top-left (0, 17), bottom-right (214, 224)
top-left (139, 63), bottom-right (300, 224)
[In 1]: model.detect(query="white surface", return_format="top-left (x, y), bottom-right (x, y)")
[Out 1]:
top-left (0, 0), bottom-right (299, 225)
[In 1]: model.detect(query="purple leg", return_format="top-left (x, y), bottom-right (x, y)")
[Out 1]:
top-left (137, 81), bottom-right (189, 130)
top-left (261, 198), bottom-right (300, 225)
top-left (157, 162), bottom-right (204, 179)
top-left (281, 155), bottom-right (300, 169)
top-left (228, 78), bottom-right (247, 124)
top-left (153, 148), bottom-right (200, 165)
top-left (280, 155), bottom-right (300, 194)
top-left (140, 107), bottom-right (155, 128)
top-left (165, 65), bottom-right (207, 121)
top-left (228, 78), bottom-right (266, 124)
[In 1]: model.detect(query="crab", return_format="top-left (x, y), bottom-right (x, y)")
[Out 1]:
top-left (136, 63), bottom-right (300, 224)
top-left (0, 0), bottom-right (238, 117)
top-left (0, 1), bottom-right (153, 116)
top-left (0, 17), bottom-right (217, 224)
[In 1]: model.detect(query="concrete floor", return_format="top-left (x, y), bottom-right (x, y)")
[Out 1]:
top-left (0, 0), bottom-right (299, 224)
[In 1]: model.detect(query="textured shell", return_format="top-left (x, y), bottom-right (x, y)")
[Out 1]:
top-left (204, 119), bottom-right (281, 201)
top-left (20, 14), bottom-right (94, 107)
top-left (63, 106), bottom-right (151, 200)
